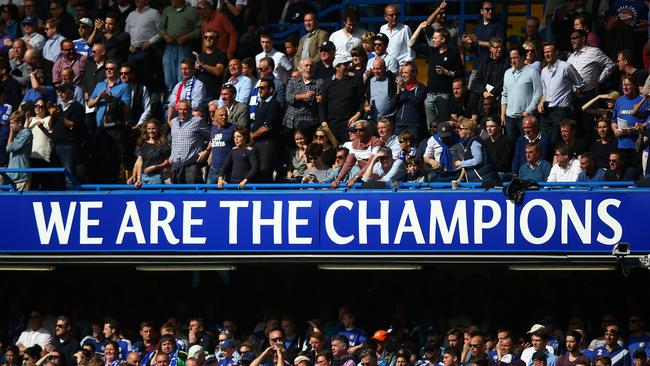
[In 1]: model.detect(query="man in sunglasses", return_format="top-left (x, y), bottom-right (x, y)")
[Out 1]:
top-left (195, 29), bottom-right (227, 101)
top-left (379, 4), bottom-right (415, 65)
top-left (53, 316), bottom-right (80, 366)
top-left (53, 39), bottom-right (88, 85)
top-left (197, 0), bottom-right (237, 59)
top-left (366, 33), bottom-right (398, 74)
top-left (461, 1), bottom-right (505, 89)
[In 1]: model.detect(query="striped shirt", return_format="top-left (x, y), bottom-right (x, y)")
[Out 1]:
top-left (566, 46), bottom-right (615, 91)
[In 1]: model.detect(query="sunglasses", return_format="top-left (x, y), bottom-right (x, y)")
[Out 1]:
top-left (336, 155), bottom-right (346, 160)
top-left (258, 86), bottom-right (270, 90)
top-left (203, 36), bottom-right (216, 40)
top-left (355, 128), bottom-right (365, 132)
top-left (483, 7), bottom-right (494, 11)
top-left (35, 104), bottom-right (45, 108)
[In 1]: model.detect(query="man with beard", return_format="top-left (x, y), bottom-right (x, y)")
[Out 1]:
top-left (557, 331), bottom-right (590, 366)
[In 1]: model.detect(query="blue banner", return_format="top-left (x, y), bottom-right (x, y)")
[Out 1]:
top-left (1, 191), bottom-right (648, 253)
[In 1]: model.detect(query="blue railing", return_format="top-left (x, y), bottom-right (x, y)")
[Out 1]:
top-left (265, 0), bottom-right (488, 43)
top-left (0, 167), bottom-right (643, 192)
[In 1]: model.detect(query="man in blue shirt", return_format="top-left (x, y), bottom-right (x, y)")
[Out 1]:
top-left (87, 59), bottom-right (131, 183)
top-left (593, 324), bottom-right (630, 366)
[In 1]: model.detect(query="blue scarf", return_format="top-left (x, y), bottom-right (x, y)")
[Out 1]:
top-left (433, 133), bottom-right (453, 172)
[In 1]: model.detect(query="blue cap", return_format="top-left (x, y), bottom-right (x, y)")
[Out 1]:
top-left (219, 339), bottom-right (235, 349)
top-left (22, 16), bottom-right (38, 24)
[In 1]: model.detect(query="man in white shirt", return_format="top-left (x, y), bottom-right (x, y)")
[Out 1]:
top-left (16, 310), bottom-right (52, 352)
top-left (255, 32), bottom-right (293, 84)
top-left (547, 144), bottom-right (581, 182)
top-left (567, 29), bottom-right (615, 142)
top-left (329, 9), bottom-right (366, 59)
top-left (379, 4), bottom-right (415, 64)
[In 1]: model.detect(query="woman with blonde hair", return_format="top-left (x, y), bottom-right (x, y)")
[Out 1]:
top-left (454, 117), bottom-right (498, 184)
top-left (312, 125), bottom-right (339, 167)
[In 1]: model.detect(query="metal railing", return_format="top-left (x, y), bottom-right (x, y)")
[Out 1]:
top-left (0, 168), bottom-right (643, 192)
top-left (265, 0), bottom-right (486, 43)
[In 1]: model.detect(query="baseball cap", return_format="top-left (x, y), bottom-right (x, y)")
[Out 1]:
top-left (373, 33), bottom-right (389, 45)
top-left (294, 356), bottom-right (311, 366)
top-left (527, 324), bottom-right (546, 334)
top-left (333, 56), bottom-right (351, 67)
top-left (372, 330), bottom-right (388, 342)
top-left (77, 17), bottom-right (93, 27)
top-left (532, 351), bottom-right (547, 361)
top-left (319, 41), bottom-right (335, 52)
top-left (219, 339), bottom-right (235, 349)
top-left (437, 121), bottom-right (452, 138)
top-left (500, 355), bottom-right (514, 364)
top-left (239, 352), bottom-right (256, 363)
top-left (22, 15), bottom-right (37, 24)
top-left (57, 83), bottom-right (75, 92)
top-left (187, 345), bottom-right (204, 359)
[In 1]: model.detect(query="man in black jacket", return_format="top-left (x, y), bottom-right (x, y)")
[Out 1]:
top-left (54, 316), bottom-right (80, 366)
top-left (469, 36), bottom-right (509, 114)
top-left (319, 57), bottom-right (364, 143)
top-left (251, 78), bottom-right (282, 182)
top-left (391, 63), bottom-right (426, 142)
top-left (424, 27), bottom-right (463, 128)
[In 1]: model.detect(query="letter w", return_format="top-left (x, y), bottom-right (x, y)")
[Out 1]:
top-left (33, 202), bottom-right (77, 244)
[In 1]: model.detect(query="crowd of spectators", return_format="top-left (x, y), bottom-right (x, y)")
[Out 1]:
top-left (2, 308), bottom-right (650, 366)
top-left (1, 0), bottom-right (650, 190)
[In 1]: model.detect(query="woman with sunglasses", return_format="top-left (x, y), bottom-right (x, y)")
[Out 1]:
top-left (522, 41), bottom-right (540, 72)
top-left (26, 98), bottom-right (55, 189)
top-left (312, 126), bottom-right (338, 167)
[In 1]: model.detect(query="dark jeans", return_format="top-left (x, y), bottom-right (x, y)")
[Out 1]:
top-left (53, 143), bottom-right (77, 188)
top-left (505, 116), bottom-right (524, 142)
top-left (573, 89), bottom-right (598, 143)
top-left (253, 141), bottom-right (276, 182)
top-left (540, 107), bottom-right (572, 148)
top-left (127, 48), bottom-right (157, 91)
top-left (92, 127), bottom-right (124, 184)
top-left (170, 163), bottom-right (203, 184)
